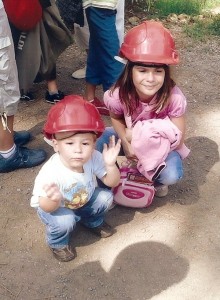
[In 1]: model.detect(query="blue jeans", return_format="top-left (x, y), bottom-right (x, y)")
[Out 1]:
top-left (85, 7), bottom-right (123, 91)
top-left (37, 188), bottom-right (113, 248)
top-left (96, 127), bottom-right (183, 185)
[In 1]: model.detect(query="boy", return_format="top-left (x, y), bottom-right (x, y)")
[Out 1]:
top-left (31, 95), bottom-right (121, 262)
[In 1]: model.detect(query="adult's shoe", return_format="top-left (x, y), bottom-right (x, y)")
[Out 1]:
top-left (20, 92), bottom-right (34, 101)
top-left (14, 131), bottom-right (31, 146)
top-left (45, 90), bottom-right (64, 104)
top-left (0, 146), bottom-right (47, 173)
top-left (71, 66), bottom-right (86, 79)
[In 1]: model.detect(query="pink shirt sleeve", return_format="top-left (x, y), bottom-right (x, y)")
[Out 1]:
top-left (166, 86), bottom-right (187, 118)
top-left (103, 88), bottom-right (124, 115)
top-left (103, 86), bottom-right (187, 121)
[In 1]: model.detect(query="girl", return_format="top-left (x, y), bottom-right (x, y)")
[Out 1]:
top-left (96, 20), bottom-right (190, 197)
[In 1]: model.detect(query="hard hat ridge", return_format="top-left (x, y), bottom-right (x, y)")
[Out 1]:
top-left (43, 95), bottom-right (105, 139)
top-left (119, 20), bottom-right (179, 65)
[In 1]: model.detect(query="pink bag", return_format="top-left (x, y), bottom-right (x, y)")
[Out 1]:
top-left (113, 162), bottom-right (155, 208)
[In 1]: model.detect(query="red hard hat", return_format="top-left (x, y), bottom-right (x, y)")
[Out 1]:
top-left (119, 21), bottom-right (179, 65)
top-left (43, 95), bottom-right (105, 139)
top-left (4, 0), bottom-right (42, 31)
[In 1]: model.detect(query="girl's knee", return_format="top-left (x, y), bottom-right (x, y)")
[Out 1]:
top-left (158, 168), bottom-right (183, 185)
top-left (96, 127), bottom-right (117, 152)
top-left (158, 151), bottom-right (183, 185)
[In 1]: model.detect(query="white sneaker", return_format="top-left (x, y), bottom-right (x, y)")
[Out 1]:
top-left (155, 185), bottom-right (169, 197)
top-left (71, 67), bottom-right (86, 79)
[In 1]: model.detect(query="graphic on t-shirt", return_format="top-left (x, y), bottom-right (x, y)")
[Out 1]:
top-left (64, 184), bottom-right (89, 210)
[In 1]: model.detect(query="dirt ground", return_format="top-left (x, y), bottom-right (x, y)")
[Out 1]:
top-left (1, 16), bottom-right (220, 300)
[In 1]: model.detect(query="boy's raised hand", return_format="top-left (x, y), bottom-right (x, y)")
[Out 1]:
top-left (102, 135), bottom-right (121, 166)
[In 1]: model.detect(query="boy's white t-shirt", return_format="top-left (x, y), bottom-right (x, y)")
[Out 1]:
top-left (30, 150), bottom-right (106, 209)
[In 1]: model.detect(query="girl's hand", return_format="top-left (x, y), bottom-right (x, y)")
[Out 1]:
top-left (102, 135), bottom-right (121, 167)
top-left (122, 140), bottom-right (138, 162)
top-left (43, 183), bottom-right (63, 203)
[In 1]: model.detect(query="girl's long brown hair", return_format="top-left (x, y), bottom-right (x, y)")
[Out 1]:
top-left (112, 62), bottom-right (175, 116)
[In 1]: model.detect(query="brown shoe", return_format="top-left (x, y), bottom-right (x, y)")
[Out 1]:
top-left (87, 221), bottom-right (115, 238)
top-left (49, 245), bottom-right (76, 262)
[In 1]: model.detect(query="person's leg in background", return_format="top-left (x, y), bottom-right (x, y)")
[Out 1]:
top-left (116, 0), bottom-right (125, 46)
top-left (0, 3), bottom-right (46, 173)
top-left (72, 12), bottom-right (89, 79)
top-left (10, 0), bottom-right (72, 104)
top-left (45, 66), bottom-right (65, 104)
top-left (85, 7), bottom-right (123, 115)
top-left (72, 0), bottom-right (125, 80)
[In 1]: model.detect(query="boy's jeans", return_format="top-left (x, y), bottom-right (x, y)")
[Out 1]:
top-left (96, 127), bottom-right (183, 186)
top-left (37, 188), bottom-right (113, 249)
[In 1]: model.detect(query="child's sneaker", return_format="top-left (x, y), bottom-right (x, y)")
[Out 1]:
top-left (20, 92), bottom-right (34, 101)
top-left (87, 221), bottom-right (115, 238)
top-left (155, 184), bottom-right (169, 197)
top-left (71, 66), bottom-right (86, 79)
top-left (49, 245), bottom-right (76, 262)
top-left (45, 90), bottom-right (64, 104)
top-left (0, 146), bottom-right (47, 173)
top-left (90, 97), bottom-right (109, 116)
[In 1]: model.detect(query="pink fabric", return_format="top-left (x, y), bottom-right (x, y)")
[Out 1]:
top-left (104, 85), bottom-right (187, 129)
top-left (131, 118), bottom-right (190, 180)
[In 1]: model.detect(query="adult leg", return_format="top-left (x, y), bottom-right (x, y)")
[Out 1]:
top-left (85, 7), bottom-right (123, 97)
top-left (0, 4), bottom-right (46, 172)
top-left (0, 115), bottom-right (14, 150)
top-left (73, 0), bottom-right (124, 79)
top-left (116, 0), bottom-right (125, 45)
top-left (72, 12), bottom-right (89, 79)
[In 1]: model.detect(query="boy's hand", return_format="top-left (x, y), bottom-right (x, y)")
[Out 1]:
top-left (103, 135), bottom-right (121, 166)
top-left (43, 183), bottom-right (63, 203)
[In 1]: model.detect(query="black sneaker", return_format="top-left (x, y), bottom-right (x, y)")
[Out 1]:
top-left (49, 245), bottom-right (76, 262)
top-left (45, 90), bottom-right (64, 104)
top-left (86, 221), bottom-right (115, 238)
top-left (14, 131), bottom-right (32, 146)
top-left (0, 146), bottom-right (47, 173)
top-left (20, 92), bottom-right (34, 101)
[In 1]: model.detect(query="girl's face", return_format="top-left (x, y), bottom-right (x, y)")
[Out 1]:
top-left (132, 65), bottom-right (165, 102)
top-left (52, 132), bottom-right (96, 172)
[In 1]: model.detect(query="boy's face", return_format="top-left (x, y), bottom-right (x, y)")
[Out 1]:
top-left (52, 131), bottom-right (96, 172)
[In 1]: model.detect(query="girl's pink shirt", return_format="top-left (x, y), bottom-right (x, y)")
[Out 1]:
top-left (104, 85), bottom-right (187, 129)
top-left (104, 85), bottom-right (190, 159)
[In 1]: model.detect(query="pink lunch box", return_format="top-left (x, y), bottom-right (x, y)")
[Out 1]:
top-left (113, 165), bottom-right (155, 208)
